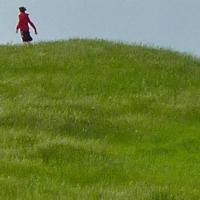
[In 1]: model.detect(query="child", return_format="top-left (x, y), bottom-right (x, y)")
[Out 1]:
top-left (16, 6), bottom-right (38, 43)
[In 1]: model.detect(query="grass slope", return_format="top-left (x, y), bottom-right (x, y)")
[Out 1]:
top-left (0, 39), bottom-right (200, 199)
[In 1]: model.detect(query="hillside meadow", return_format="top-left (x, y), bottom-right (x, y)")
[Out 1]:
top-left (0, 39), bottom-right (200, 199)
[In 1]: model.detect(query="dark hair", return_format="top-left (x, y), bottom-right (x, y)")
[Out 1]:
top-left (19, 6), bottom-right (26, 13)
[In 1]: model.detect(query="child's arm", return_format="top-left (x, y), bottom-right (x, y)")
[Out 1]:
top-left (16, 16), bottom-right (20, 33)
top-left (28, 16), bottom-right (38, 34)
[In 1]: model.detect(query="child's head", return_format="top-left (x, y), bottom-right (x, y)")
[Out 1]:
top-left (19, 6), bottom-right (26, 13)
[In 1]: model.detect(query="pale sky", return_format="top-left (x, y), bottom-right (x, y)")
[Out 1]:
top-left (1, 0), bottom-right (200, 56)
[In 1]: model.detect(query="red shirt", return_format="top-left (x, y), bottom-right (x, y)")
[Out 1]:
top-left (16, 13), bottom-right (37, 32)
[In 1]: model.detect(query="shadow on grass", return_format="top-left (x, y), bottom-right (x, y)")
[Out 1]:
top-left (150, 190), bottom-right (177, 200)
top-left (36, 141), bottom-right (139, 186)
top-left (0, 104), bottom-right (136, 145)
top-left (0, 111), bottom-right (137, 185)
top-left (52, 103), bottom-right (136, 144)
top-left (0, 114), bottom-right (44, 131)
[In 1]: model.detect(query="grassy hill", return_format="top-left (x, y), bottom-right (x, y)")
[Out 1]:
top-left (0, 39), bottom-right (200, 199)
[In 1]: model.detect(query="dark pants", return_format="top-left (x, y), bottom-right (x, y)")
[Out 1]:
top-left (20, 31), bottom-right (33, 42)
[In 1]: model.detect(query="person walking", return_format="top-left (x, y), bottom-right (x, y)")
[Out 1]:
top-left (16, 6), bottom-right (38, 44)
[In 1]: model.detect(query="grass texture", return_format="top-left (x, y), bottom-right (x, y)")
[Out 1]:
top-left (0, 39), bottom-right (200, 199)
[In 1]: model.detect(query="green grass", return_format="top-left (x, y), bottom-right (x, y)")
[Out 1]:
top-left (0, 39), bottom-right (200, 199)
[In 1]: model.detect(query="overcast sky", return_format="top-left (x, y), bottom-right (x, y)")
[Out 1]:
top-left (1, 0), bottom-right (200, 56)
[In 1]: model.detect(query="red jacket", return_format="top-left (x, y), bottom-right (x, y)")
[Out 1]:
top-left (16, 13), bottom-right (37, 32)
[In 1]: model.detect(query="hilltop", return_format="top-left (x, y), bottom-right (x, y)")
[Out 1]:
top-left (0, 39), bottom-right (200, 199)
